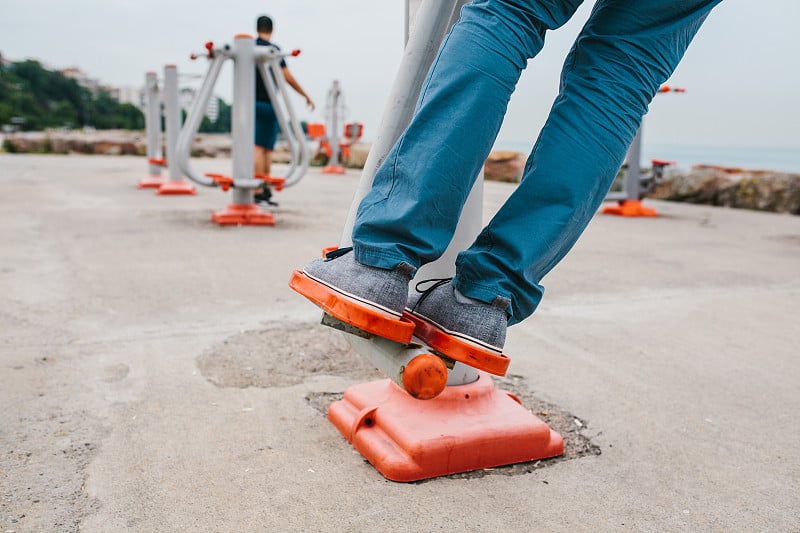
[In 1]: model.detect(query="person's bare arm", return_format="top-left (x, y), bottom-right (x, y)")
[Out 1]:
top-left (282, 67), bottom-right (315, 111)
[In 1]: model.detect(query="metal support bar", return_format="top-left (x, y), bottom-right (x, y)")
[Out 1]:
top-left (163, 65), bottom-right (182, 181)
top-left (256, 46), bottom-right (310, 187)
top-left (326, 81), bottom-right (343, 167)
top-left (339, 0), bottom-right (481, 388)
top-left (623, 126), bottom-right (644, 200)
top-left (176, 55), bottom-right (226, 188)
top-left (144, 71), bottom-right (162, 176)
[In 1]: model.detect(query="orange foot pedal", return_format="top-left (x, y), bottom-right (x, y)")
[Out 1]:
top-left (403, 311), bottom-right (510, 377)
top-left (288, 270), bottom-right (414, 345)
top-left (254, 173), bottom-right (286, 191)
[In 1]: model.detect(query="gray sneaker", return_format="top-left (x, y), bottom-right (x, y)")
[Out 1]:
top-left (302, 247), bottom-right (415, 320)
top-left (406, 279), bottom-right (510, 355)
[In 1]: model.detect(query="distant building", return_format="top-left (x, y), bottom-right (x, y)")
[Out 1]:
top-left (115, 86), bottom-right (142, 107)
top-left (61, 67), bottom-right (101, 93)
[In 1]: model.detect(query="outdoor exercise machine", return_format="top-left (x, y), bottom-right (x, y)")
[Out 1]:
top-left (138, 71), bottom-right (166, 189)
top-left (174, 35), bottom-right (310, 225)
top-left (290, 0), bottom-right (563, 482)
top-left (306, 81), bottom-right (363, 174)
top-left (602, 84), bottom-right (684, 217)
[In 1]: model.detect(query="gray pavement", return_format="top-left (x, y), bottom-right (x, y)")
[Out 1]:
top-left (1, 154), bottom-right (798, 532)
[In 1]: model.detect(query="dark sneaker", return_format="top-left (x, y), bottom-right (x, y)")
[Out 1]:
top-left (406, 279), bottom-right (510, 356)
top-left (302, 247), bottom-right (415, 321)
top-left (254, 189), bottom-right (278, 207)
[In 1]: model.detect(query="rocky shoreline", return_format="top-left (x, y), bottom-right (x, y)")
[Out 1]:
top-left (3, 129), bottom-right (798, 215)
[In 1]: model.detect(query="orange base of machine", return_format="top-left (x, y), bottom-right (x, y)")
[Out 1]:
top-left (157, 180), bottom-right (196, 195)
top-left (137, 175), bottom-right (166, 189)
top-left (211, 204), bottom-right (275, 226)
top-left (328, 375), bottom-right (564, 482)
top-left (602, 199), bottom-right (658, 217)
top-left (322, 164), bottom-right (346, 175)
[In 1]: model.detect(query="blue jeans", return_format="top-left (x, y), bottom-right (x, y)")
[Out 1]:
top-left (353, 0), bottom-right (722, 325)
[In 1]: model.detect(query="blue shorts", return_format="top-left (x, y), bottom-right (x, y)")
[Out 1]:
top-left (255, 101), bottom-right (279, 150)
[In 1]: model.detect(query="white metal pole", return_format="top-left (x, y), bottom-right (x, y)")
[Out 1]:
top-left (144, 71), bottom-right (162, 176)
top-left (163, 65), bottom-right (181, 181)
top-left (341, 0), bottom-right (481, 388)
top-left (231, 35), bottom-right (257, 205)
top-left (624, 126), bottom-right (643, 200)
top-left (328, 81), bottom-right (342, 167)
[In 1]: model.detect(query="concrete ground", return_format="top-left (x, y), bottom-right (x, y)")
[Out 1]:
top-left (1, 154), bottom-right (798, 532)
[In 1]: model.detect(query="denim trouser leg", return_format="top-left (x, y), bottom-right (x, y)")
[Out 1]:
top-left (353, 0), bottom-right (722, 325)
top-left (353, 0), bottom-right (584, 268)
top-left (455, 0), bottom-right (722, 324)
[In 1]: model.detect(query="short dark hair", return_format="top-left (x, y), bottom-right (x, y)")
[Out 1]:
top-left (256, 15), bottom-right (273, 34)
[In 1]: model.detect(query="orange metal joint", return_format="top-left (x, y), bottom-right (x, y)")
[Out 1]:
top-left (401, 354), bottom-right (448, 400)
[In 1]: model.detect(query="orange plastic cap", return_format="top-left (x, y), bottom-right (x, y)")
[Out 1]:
top-left (401, 354), bottom-right (448, 400)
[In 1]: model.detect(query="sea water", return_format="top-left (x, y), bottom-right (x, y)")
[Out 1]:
top-left (494, 141), bottom-right (800, 174)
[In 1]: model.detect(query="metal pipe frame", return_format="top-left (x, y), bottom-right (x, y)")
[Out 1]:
top-left (163, 65), bottom-right (183, 181)
top-left (175, 55), bottom-right (226, 188)
top-left (623, 126), bottom-right (644, 200)
top-left (144, 71), bottom-right (163, 176)
top-left (174, 36), bottom-right (310, 194)
top-left (255, 45), bottom-right (310, 187)
top-left (326, 80), bottom-right (343, 167)
top-left (340, 0), bottom-right (482, 390)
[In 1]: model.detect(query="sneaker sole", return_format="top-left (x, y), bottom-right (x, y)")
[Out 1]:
top-left (403, 310), bottom-right (510, 376)
top-left (289, 270), bottom-right (415, 344)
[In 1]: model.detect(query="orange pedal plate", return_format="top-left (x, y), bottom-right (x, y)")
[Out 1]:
top-left (328, 375), bottom-right (564, 482)
top-left (288, 271), bottom-right (414, 345)
top-left (403, 311), bottom-right (510, 376)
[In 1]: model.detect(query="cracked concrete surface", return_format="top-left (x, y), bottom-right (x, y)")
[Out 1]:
top-left (1, 154), bottom-right (798, 532)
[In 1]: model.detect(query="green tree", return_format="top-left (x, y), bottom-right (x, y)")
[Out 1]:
top-left (0, 59), bottom-right (144, 130)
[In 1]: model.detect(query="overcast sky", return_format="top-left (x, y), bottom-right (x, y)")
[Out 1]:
top-left (1, 0), bottom-right (798, 150)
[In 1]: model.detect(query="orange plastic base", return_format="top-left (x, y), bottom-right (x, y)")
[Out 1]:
top-left (322, 164), bottom-right (346, 175)
top-left (211, 204), bottom-right (275, 226)
top-left (157, 180), bottom-right (196, 195)
top-left (328, 375), bottom-right (564, 482)
top-left (138, 175), bottom-right (166, 189)
top-left (602, 199), bottom-right (658, 217)
top-left (288, 270), bottom-right (414, 344)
